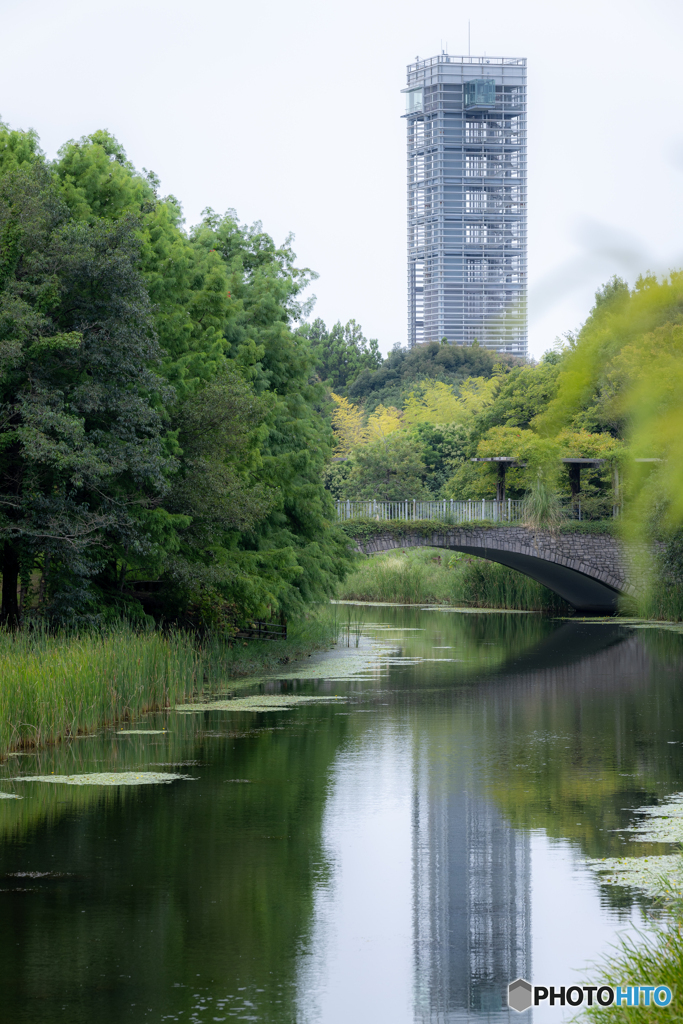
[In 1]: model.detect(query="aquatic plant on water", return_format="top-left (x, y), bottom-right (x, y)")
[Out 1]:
top-left (176, 695), bottom-right (348, 713)
top-left (13, 772), bottom-right (193, 786)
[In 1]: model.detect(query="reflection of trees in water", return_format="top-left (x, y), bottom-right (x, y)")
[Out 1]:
top-left (482, 634), bottom-right (683, 849)
top-left (0, 709), bottom-right (349, 1023)
top-left (367, 604), bottom-right (557, 682)
top-left (409, 624), bottom-right (683, 1015)
top-left (479, 628), bottom-right (683, 912)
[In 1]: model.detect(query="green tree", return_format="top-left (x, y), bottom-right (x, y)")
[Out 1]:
top-left (0, 124), bottom-right (353, 626)
top-left (411, 422), bottom-right (470, 495)
top-left (189, 210), bottom-right (351, 618)
top-left (0, 162), bottom-right (175, 623)
top-left (347, 433), bottom-right (429, 501)
top-left (304, 317), bottom-right (382, 392)
top-left (347, 340), bottom-right (520, 411)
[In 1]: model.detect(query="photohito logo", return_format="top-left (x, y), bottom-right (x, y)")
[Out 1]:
top-left (508, 979), bottom-right (673, 1012)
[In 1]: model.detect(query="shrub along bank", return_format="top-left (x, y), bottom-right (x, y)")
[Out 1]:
top-left (339, 517), bottom-right (618, 541)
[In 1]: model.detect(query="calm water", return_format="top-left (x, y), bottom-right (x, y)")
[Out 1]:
top-left (2, 608), bottom-right (683, 1023)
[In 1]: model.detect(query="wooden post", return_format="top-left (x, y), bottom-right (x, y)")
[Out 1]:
top-left (612, 465), bottom-right (621, 517)
top-left (568, 463), bottom-right (581, 499)
top-left (496, 461), bottom-right (507, 502)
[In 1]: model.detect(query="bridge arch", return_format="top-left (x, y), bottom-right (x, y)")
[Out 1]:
top-left (352, 525), bottom-right (639, 615)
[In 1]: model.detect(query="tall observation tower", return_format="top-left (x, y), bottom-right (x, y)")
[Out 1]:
top-left (403, 54), bottom-right (527, 356)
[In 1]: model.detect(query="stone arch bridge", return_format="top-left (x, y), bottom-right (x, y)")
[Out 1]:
top-left (351, 525), bottom-right (646, 615)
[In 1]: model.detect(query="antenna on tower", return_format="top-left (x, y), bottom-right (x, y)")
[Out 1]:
top-left (468, 21), bottom-right (471, 56)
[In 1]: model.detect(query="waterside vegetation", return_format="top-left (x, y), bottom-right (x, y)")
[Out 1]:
top-left (338, 547), bottom-right (570, 613)
top-left (585, 901), bottom-right (683, 1024)
top-left (0, 612), bottom-right (339, 757)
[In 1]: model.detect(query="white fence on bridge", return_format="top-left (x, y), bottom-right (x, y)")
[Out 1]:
top-left (335, 498), bottom-right (619, 523)
top-left (335, 499), bottom-right (524, 523)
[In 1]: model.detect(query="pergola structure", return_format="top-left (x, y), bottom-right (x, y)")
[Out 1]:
top-left (471, 456), bottom-right (607, 502)
top-left (470, 457), bottom-right (520, 501)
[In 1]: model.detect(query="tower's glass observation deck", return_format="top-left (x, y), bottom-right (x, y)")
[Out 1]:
top-left (403, 54), bottom-right (527, 357)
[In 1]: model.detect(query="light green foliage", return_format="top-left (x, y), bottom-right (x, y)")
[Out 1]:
top-left (54, 133), bottom-right (237, 395)
top-left (444, 460), bottom-right (499, 500)
top-left (476, 355), bottom-right (563, 432)
top-left (535, 272), bottom-right (683, 614)
top-left (403, 375), bottom-right (500, 426)
top-left (534, 273), bottom-right (683, 441)
top-left (347, 339), bottom-right (518, 411)
top-left (584, 908), bottom-right (683, 1024)
top-left (339, 549), bottom-right (449, 604)
top-left (0, 121), bottom-right (43, 176)
top-left (520, 470), bottom-right (565, 532)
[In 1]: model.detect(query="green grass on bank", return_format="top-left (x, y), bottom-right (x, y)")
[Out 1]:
top-left (638, 587), bottom-right (683, 623)
top-left (585, 895), bottom-right (683, 1024)
top-left (338, 548), bottom-right (570, 613)
top-left (0, 613), bottom-right (338, 756)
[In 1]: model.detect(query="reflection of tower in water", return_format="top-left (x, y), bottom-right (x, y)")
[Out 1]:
top-left (413, 751), bottom-right (531, 1021)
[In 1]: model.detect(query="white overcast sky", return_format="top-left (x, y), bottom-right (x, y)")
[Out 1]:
top-left (2, 0), bottom-right (683, 359)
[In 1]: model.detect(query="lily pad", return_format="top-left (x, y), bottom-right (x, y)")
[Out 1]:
top-left (0, 792), bottom-right (22, 800)
top-left (13, 772), bottom-right (191, 787)
top-left (619, 794), bottom-right (683, 844)
top-left (587, 854), bottom-right (683, 899)
top-left (176, 694), bottom-right (347, 713)
top-left (117, 730), bottom-right (168, 735)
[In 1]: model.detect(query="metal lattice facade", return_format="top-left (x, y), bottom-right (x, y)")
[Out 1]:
top-left (403, 54), bottom-right (527, 357)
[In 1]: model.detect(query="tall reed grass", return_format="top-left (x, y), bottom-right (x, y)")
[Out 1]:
top-left (457, 557), bottom-right (569, 613)
top-left (585, 893), bottom-right (683, 1024)
top-left (339, 555), bottom-right (447, 604)
top-left (0, 613), bottom-right (339, 755)
top-left (338, 548), bottom-right (570, 613)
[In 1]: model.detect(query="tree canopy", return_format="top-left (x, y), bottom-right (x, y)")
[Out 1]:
top-left (0, 124), bottom-right (352, 626)
top-left (302, 317), bottom-right (382, 392)
top-left (324, 281), bottom-right (659, 513)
